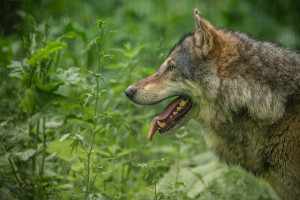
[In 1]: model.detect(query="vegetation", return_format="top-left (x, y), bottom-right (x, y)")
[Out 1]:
top-left (1, 0), bottom-right (299, 199)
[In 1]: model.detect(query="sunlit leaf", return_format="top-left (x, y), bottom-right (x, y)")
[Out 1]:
top-left (116, 148), bottom-right (136, 158)
top-left (95, 149), bottom-right (111, 157)
top-left (27, 41), bottom-right (67, 66)
top-left (47, 140), bottom-right (74, 161)
top-left (59, 133), bottom-right (70, 142)
top-left (61, 31), bottom-right (78, 39)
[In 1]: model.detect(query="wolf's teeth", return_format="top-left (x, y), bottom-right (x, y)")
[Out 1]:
top-left (170, 115), bottom-right (173, 119)
top-left (157, 121), bottom-right (166, 128)
top-left (173, 111), bottom-right (177, 116)
top-left (179, 100), bottom-right (187, 107)
top-left (176, 106), bottom-right (181, 111)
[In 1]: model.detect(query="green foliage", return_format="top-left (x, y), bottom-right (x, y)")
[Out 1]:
top-left (21, 89), bottom-right (34, 114)
top-left (0, 0), bottom-right (296, 199)
top-left (27, 41), bottom-right (67, 66)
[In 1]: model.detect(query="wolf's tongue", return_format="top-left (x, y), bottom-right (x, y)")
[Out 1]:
top-left (148, 97), bottom-right (183, 141)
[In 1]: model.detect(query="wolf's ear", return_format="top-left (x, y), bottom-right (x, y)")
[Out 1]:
top-left (194, 9), bottom-right (217, 52)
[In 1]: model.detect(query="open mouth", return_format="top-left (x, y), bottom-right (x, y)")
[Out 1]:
top-left (148, 96), bottom-right (193, 141)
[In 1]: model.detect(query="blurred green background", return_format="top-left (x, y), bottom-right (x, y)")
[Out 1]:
top-left (0, 0), bottom-right (299, 199)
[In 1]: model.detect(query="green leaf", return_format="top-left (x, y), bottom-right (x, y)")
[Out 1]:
top-left (145, 172), bottom-right (150, 180)
top-left (21, 89), bottom-right (35, 114)
top-left (14, 149), bottom-right (36, 161)
top-left (34, 87), bottom-right (68, 111)
top-left (61, 31), bottom-right (78, 39)
top-left (66, 115), bottom-right (93, 130)
top-left (174, 182), bottom-right (186, 189)
top-left (69, 137), bottom-right (86, 155)
top-left (7, 61), bottom-right (24, 81)
top-left (124, 42), bottom-right (131, 51)
top-left (54, 67), bottom-right (87, 86)
top-left (27, 41), bottom-right (67, 66)
top-left (59, 133), bottom-right (70, 142)
top-left (116, 148), bottom-right (136, 158)
top-left (47, 139), bottom-right (74, 161)
top-left (34, 76), bottom-right (64, 92)
top-left (113, 43), bottom-right (146, 59)
top-left (190, 171), bottom-right (206, 185)
top-left (104, 64), bottom-right (125, 69)
top-left (95, 149), bottom-right (111, 157)
top-left (74, 133), bottom-right (84, 141)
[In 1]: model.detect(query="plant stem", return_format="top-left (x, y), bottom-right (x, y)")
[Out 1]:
top-left (85, 20), bottom-right (106, 199)
top-left (40, 117), bottom-right (46, 177)
top-left (28, 120), bottom-right (35, 177)
top-left (32, 120), bottom-right (39, 176)
top-left (154, 180), bottom-right (157, 200)
top-left (0, 142), bottom-right (21, 185)
top-left (85, 74), bottom-right (100, 199)
top-left (85, 130), bottom-right (96, 198)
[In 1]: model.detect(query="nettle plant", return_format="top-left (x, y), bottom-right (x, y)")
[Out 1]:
top-left (56, 19), bottom-right (119, 199)
top-left (6, 15), bottom-right (72, 199)
top-left (4, 15), bottom-right (122, 199)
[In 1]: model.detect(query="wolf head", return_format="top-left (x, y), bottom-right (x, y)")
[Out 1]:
top-left (125, 9), bottom-right (225, 140)
top-left (125, 9), bottom-right (287, 140)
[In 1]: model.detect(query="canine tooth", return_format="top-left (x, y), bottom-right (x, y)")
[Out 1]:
top-left (176, 106), bottom-right (181, 111)
top-left (179, 100), bottom-right (187, 107)
top-left (170, 116), bottom-right (173, 119)
top-left (157, 121), bottom-right (166, 128)
top-left (173, 111), bottom-right (177, 116)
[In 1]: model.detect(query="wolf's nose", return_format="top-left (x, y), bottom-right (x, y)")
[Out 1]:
top-left (124, 87), bottom-right (136, 99)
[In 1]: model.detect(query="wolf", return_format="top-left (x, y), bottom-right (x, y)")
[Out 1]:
top-left (125, 9), bottom-right (300, 200)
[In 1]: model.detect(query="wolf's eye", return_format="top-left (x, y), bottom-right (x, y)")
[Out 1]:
top-left (168, 65), bottom-right (175, 71)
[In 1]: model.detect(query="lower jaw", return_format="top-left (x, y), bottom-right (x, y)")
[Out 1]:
top-left (159, 107), bottom-right (196, 135)
top-left (158, 115), bottom-right (189, 133)
top-left (159, 106), bottom-right (192, 132)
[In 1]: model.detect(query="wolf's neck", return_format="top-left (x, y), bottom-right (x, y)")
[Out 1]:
top-left (194, 99), bottom-right (269, 174)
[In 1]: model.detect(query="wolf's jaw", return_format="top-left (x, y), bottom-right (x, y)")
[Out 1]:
top-left (148, 96), bottom-right (193, 141)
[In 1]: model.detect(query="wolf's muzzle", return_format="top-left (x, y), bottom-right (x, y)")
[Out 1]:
top-left (124, 86), bottom-right (136, 100)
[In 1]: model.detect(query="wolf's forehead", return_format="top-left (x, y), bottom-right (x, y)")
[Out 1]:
top-left (170, 37), bottom-right (193, 61)
top-left (169, 42), bottom-right (192, 66)
top-left (168, 33), bottom-right (194, 56)
top-left (167, 35), bottom-right (198, 79)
